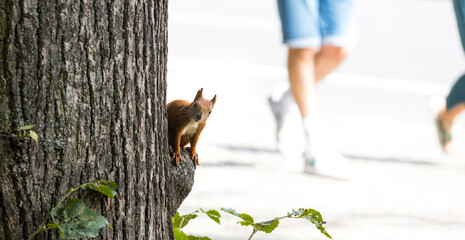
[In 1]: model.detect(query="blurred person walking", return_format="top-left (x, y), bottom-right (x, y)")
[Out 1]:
top-left (432, 0), bottom-right (465, 153)
top-left (269, 0), bottom-right (356, 177)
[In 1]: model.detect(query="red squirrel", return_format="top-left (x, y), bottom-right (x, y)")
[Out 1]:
top-left (167, 88), bottom-right (216, 166)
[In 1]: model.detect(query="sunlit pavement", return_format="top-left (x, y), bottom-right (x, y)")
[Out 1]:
top-left (167, 0), bottom-right (465, 239)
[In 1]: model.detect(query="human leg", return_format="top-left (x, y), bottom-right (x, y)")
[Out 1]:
top-left (274, 0), bottom-right (354, 159)
top-left (277, 0), bottom-right (354, 119)
top-left (444, 75), bottom-right (465, 121)
top-left (445, 0), bottom-right (465, 123)
top-left (287, 48), bottom-right (317, 118)
top-left (313, 0), bottom-right (355, 82)
top-left (432, 75), bottom-right (465, 153)
top-left (441, 104), bottom-right (465, 123)
top-left (275, 0), bottom-right (320, 119)
top-left (436, 75), bottom-right (465, 143)
top-left (273, 0), bottom-right (320, 157)
top-left (287, 45), bottom-right (351, 117)
top-left (286, 45), bottom-right (352, 176)
top-left (433, 0), bottom-right (465, 152)
top-left (298, 0), bottom-right (355, 177)
top-left (299, 0), bottom-right (355, 134)
top-left (314, 45), bottom-right (351, 83)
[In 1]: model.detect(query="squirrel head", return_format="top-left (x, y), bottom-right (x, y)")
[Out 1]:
top-left (190, 88), bottom-right (216, 123)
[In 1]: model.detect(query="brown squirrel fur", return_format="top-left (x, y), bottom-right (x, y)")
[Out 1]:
top-left (167, 88), bottom-right (216, 165)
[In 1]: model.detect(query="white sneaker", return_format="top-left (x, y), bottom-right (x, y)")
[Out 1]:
top-left (268, 83), bottom-right (305, 158)
top-left (303, 147), bottom-right (351, 180)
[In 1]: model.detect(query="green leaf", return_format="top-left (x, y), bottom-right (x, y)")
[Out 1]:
top-left (221, 208), bottom-right (240, 217)
top-left (174, 228), bottom-right (188, 240)
top-left (256, 219), bottom-right (280, 234)
top-left (179, 213), bottom-right (198, 229)
top-left (238, 213), bottom-right (254, 226)
top-left (200, 209), bottom-right (221, 225)
top-left (84, 180), bottom-right (117, 198)
top-left (173, 212), bottom-right (182, 228)
top-left (221, 208), bottom-right (254, 226)
top-left (291, 208), bottom-right (305, 217)
top-left (293, 208), bottom-right (332, 239)
top-left (174, 218), bottom-right (212, 240)
top-left (29, 130), bottom-right (38, 143)
top-left (50, 198), bottom-right (111, 239)
top-left (17, 124), bottom-right (35, 131)
top-left (172, 211), bottom-right (199, 230)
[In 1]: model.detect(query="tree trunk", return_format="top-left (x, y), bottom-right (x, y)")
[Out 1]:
top-left (0, 0), bottom-right (195, 239)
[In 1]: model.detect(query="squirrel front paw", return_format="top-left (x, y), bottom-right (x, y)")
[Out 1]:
top-left (173, 152), bottom-right (182, 165)
top-left (186, 147), bottom-right (200, 165)
top-left (191, 152), bottom-right (199, 166)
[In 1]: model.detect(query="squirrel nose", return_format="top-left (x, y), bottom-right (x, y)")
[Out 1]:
top-left (196, 114), bottom-right (202, 121)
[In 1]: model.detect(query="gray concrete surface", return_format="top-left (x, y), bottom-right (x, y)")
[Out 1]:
top-left (167, 0), bottom-right (465, 239)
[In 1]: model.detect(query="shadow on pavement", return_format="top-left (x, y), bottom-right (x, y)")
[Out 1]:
top-left (209, 143), bottom-right (280, 154)
top-left (344, 154), bottom-right (437, 166)
top-left (200, 160), bottom-right (255, 168)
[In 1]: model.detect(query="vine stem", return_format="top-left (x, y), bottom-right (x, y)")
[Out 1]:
top-left (247, 214), bottom-right (293, 240)
top-left (53, 186), bottom-right (81, 211)
top-left (277, 214), bottom-right (292, 220)
top-left (27, 226), bottom-right (46, 240)
top-left (248, 229), bottom-right (258, 240)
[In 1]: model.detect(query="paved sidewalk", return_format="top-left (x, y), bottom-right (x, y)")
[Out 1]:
top-left (168, 58), bottom-right (465, 239)
top-left (167, 0), bottom-right (465, 239)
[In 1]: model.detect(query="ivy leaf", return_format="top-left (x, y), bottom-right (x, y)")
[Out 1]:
top-left (200, 209), bottom-right (221, 225)
top-left (174, 228), bottom-right (188, 240)
top-left (291, 208), bottom-right (305, 217)
top-left (29, 130), bottom-right (38, 143)
top-left (173, 212), bottom-right (182, 229)
top-left (256, 219), bottom-right (280, 234)
top-left (172, 212), bottom-right (199, 230)
top-left (221, 208), bottom-right (254, 227)
top-left (293, 208), bottom-right (332, 239)
top-left (174, 228), bottom-right (212, 240)
top-left (84, 180), bottom-right (117, 198)
top-left (220, 208), bottom-right (240, 217)
top-left (50, 198), bottom-right (111, 239)
top-left (238, 213), bottom-right (254, 227)
top-left (17, 124), bottom-right (35, 131)
top-left (180, 213), bottom-right (198, 229)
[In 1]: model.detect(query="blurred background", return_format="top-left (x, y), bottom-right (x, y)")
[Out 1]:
top-left (167, 0), bottom-right (465, 239)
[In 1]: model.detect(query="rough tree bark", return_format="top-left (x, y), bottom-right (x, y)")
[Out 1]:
top-left (0, 0), bottom-right (195, 239)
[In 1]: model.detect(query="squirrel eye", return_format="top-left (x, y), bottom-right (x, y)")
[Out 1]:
top-left (193, 102), bottom-right (197, 107)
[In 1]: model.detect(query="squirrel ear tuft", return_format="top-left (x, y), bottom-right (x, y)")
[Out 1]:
top-left (211, 94), bottom-right (217, 105)
top-left (194, 88), bottom-right (203, 101)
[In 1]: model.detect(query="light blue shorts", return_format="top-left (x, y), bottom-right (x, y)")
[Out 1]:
top-left (277, 0), bottom-right (356, 48)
